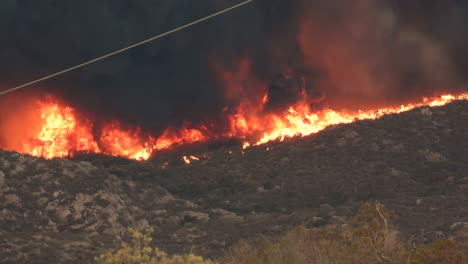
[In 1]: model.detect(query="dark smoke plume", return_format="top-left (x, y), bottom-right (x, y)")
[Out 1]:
top-left (1, 0), bottom-right (467, 132)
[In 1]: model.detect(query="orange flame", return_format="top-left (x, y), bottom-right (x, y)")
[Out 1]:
top-left (100, 121), bottom-right (153, 160)
top-left (0, 93), bottom-right (467, 161)
top-left (242, 93), bottom-right (468, 146)
top-left (0, 97), bottom-right (213, 160)
top-left (182, 155), bottom-right (200, 164)
top-left (22, 101), bottom-right (99, 159)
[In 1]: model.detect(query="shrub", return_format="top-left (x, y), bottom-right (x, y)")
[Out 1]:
top-left (95, 227), bottom-right (216, 264)
top-left (223, 202), bottom-right (468, 264)
top-left (411, 239), bottom-right (468, 264)
top-left (97, 202), bottom-right (468, 264)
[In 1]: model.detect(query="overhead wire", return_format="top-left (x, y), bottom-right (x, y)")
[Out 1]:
top-left (0, 0), bottom-right (254, 96)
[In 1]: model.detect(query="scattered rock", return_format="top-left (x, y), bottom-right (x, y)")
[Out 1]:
top-left (0, 158), bottom-right (11, 169)
top-left (344, 130), bottom-right (359, 139)
top-left (4, 194), bottom-right (21, 206)
top-left (390, 168), bottom-right (401, 177)
top-left (35, 162), bottom-right (48, 170)
top-left (306, 216), bottom-right (325, 228)
top-left (280, 157), bottom-right (290, 166)
top-left (331, 215), bottom-right (346, 224)
top-left (450, 222), bottom-right (468, 230)
top-left (420, 149), bottom-right (447, 162)
top-left (100, 193), bottom-right (123, 208)
top-left (10, 163), bottom-right (26, 175)
top-left (420, 108), bottom-right (433, 116)
top-left (0, 170), bottom-right (5, 187)
top-left (47, 219), bottom-right (58, 232)
top-left (158, 194), bottom-right (176, 205)
top-left (371, 142), bottom-right (380, 151)
top-left (319, 203), bottom-right (334, 217)
top-left (55, 207), bottom-right (72, 223)
top-left (185, 200), bottom-right (198, 208)
top-left (460, 183), bottom-right (468, 192)
top-left (382, 139), bottom-right (394, 145)
top-left (460, 176), bottom-right (468, 183)
top-left (153, 210), bottom-right (167, 216)
top-left (126, 180), bottom-right (136, 188)
top-left (72, 193), bottom-right (93, 220)
top-left (450, 222), bottom-right (468, 240)
top-left (211, 208), bottom-right (244, 222)
top-left (183, 211), bottom-right (210, 222)
top-left (336, 138), bottom-right (347, 147)
top-left (392, 144), bottom-right (404, 152)
top-left (135, 219), bottom-right (150, 230)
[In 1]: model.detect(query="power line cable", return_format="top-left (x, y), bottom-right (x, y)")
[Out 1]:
top-left (0, 0), bottom-right (254, 96)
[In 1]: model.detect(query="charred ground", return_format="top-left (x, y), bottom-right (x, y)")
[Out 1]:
top-left (1, 100), bottom-right (468, 263)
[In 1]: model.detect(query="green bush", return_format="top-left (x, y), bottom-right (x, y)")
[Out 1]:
top-left (95, 227), bottom-right (216, 264)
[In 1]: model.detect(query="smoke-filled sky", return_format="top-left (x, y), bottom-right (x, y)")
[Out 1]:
top-left (1, 0), bottom-right (468, 132)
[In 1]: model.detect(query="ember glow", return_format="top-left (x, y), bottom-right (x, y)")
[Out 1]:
top-left (0, 93), bottom-right (467, 160)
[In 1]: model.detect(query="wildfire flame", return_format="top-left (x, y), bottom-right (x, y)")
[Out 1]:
top-left (182, 155), bottom-right (201, 164)
top-left (23, 101), bottom-right (99, 159)
top-left (250, 94), bottom-right (468, 146)
top-left (0, 93), bottom-right (467, 160)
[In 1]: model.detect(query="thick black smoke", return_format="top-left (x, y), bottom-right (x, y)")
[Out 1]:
top-left (1, 0), bottom-right (467, 132)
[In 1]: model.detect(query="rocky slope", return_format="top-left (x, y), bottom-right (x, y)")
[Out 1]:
top-left (1, 101), bottom-right (468, 263)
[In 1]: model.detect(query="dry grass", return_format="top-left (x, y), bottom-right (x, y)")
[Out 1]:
top-left (97, 202), bottom-right (468, 264)
top-left (222, 202), bottom-right (468, 264)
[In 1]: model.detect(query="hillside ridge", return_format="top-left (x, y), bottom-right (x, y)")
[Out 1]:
top-left (1, 101), bottom-right (468, 263)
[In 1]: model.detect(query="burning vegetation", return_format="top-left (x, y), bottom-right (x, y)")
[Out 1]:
top-left (1, 0), bottom-right (468, 160)
top-left (0, 90), bottom-right (466, 161)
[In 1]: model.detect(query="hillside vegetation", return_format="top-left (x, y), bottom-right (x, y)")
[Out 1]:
top-left (1, 101), bottom-right (468, 263)
top-left (97, 203), bottom-right (468, 264)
